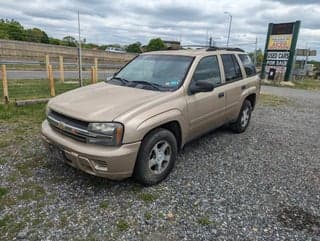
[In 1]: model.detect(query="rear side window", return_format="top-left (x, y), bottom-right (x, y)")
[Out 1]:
top-left (192, 56), bottom-right (221, 86)
top-left (221, 54), bottom-right (242, 82)
top-left (239, 54), bottom-right (256, 77)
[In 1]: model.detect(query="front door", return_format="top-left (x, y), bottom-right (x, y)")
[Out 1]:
top-left (186, 55), bottom-right (226, 140)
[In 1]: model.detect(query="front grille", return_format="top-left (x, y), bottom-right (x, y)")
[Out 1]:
top-left (48, 110), bottom-right (89, 143)
top-left (51, 125), bottom-right (87, 143)
top-left (49, 110), bottom-right (88, 130)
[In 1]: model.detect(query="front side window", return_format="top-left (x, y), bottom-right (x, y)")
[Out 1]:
top-left (239, 54), bottom-right (256, 77)
top-left (192, 56), bottom-right (221, 86)
top-left (221, 54), bottom-right (242, 82)
top-left (111, 54), bottom-right (193, 91)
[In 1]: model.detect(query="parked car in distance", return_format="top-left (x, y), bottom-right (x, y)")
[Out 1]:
top-left (42, 47), bottom-right (260, 185)
top-left (105, 47), bottom-right (126, 53)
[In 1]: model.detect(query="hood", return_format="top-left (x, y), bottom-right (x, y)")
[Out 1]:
top-left (48, 82), bottom-right (168, 122)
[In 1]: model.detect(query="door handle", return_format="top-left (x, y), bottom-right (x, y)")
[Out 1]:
top-left (218, 92), bottom-right (224, 98)
top-left (241, 85), bottom-right (246, 90)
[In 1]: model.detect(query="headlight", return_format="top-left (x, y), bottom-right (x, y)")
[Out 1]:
top-left (87, 122), bottom-right (124, 146)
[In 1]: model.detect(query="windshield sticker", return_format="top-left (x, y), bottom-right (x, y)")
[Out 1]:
top-left (165, 80), bottom-right (179, 87)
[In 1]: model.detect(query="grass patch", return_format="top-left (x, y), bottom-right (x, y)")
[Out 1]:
top-left (116, 219), bottom-right (129, 232)
top-left (0, 187), bottom-right (9, 198)
top-left (0, 79), bottom-right (95, 103)
top-left (131, 185), bottom-right (143, 194)
top-left (292, 79), bottom-right (320, 91)
top-left (138, 192), bottom-right (158, 203)
top-left (99, 200), bottom-right (109, 209)
top-left (15, 157), bottom-right (44, 177)
top-left (17, 185), bottom-right (46, 201)
top-left (0, 103), bottom-right (46, 123)
top-left (144, 211), bottom-right (152, 220)
top-left (197, 216), bottom-right (212, 226)
top-left (263, 78), bottom-right (320, 91)
top-left (0, 215), bottom-right (11, 227)
top-left (259, 94), bottom-right (291, 107)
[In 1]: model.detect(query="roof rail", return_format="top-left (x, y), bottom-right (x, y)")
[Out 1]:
top-left (181, 44), bottom-right (208, 49)
top-left (206, 46), bottom-right (245, 52)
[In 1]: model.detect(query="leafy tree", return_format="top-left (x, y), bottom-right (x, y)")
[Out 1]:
top-left (146, 38), bottom-right (166, 52)
top-left (0, 19), bottom-right (25, 41)
top-left (83, 43), bottom-right (99, 49)
top-left (25, 28), bottom-right (49, 43)
top-left (62, 36), bottom-right (77, 47)
top-left (249, 49), bottom-right (264, 67)
top-left (49, 37), bottom-right (61, 45)
top-left (126, 42), bottom-right (142, 53)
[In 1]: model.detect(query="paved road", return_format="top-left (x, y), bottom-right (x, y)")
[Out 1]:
top-left (7, 70), bottom-right (114, 80)
top-left (261, 85), bottom-right (320, 102)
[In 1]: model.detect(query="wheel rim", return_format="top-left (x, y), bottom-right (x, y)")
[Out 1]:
top-left (148, 140), bottom-right (171, 175)
top-left (240, 107), bottom-right (250, 128)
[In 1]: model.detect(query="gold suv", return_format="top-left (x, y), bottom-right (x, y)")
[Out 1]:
top-left (42, 47), bottom-right (260, 185)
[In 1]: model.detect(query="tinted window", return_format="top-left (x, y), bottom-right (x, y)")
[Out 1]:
top-left (221, 54), bottom-right (242, 82)
top-left (239, 54), bottom-right (256, 77)
top-left (192, 56), bottom-right (221, 86)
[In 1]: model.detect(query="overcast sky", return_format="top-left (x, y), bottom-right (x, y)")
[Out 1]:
top-left (0, 0), bottom-right (319, 59)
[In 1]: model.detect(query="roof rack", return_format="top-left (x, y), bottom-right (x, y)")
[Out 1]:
top-left (181, 44), bottom-right (208, 49)
top-left (206, 46), bottom-right (245, 52)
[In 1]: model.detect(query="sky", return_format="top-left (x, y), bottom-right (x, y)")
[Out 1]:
top-left (0, 0), bottom-right (319, 59)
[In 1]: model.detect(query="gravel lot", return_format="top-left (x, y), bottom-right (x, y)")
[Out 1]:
top-left (1, 88), bottom-right (320, 241)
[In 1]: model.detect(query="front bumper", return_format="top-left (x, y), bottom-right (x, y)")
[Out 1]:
top-left (41, 120), bottom-right (141, 180)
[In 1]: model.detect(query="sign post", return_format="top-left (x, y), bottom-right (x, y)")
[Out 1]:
top-left (261, 21), bottom-right (301, 81)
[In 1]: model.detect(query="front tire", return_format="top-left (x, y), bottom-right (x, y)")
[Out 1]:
top-left (230, 99), bottom-right (252, 133)
top-left (134, 128), bottom-right (177, 186)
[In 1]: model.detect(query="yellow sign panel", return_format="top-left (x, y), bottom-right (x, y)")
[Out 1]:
top-left (268, 34), bottom-right (292, 50)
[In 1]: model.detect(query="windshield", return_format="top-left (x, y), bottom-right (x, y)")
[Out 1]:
top-left (111, 54), bottom-right (193, 91)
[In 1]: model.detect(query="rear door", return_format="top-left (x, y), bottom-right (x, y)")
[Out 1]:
top-left (186, 55), bottom-right (227, 139)
top-left (221, 54), bottom-right (244, 122)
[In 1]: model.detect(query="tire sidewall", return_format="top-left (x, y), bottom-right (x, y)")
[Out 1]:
top-left (233, 100), bottom-right (252, 133)
top-left (134, 128), bottom-right (177, 185)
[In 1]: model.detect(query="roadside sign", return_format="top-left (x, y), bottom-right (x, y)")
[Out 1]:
top-left (261, 21), bottom-right (301, 81)
top-left (296, 49), bottom-right (317, 57)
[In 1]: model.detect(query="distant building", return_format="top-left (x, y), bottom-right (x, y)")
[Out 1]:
top-left (163, 40), bottom-right (181, 50)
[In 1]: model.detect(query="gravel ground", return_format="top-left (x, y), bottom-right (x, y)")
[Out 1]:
top-left (1, 89), bottom-right (320, 241)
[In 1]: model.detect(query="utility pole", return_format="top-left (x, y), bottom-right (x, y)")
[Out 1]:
top-left (224, 12), bottom-right (232, 47)
top-left (78, 10), bottom-right (83, 87)
top-left (254, 37), bottom-right (258, 66)
top-left (205, 29), bottom-right (208, 47)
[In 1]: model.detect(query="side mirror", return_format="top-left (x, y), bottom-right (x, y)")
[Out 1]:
top-left (189, 79), bottom-right (214, 94)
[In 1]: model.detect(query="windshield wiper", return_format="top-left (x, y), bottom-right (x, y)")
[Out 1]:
top-left (130, 81), bottom-right (163, 91)
top-left (110, 77), bottom-right (129, 85)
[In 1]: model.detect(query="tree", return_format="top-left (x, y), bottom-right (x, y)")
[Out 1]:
top-left (146, 38), bottom-right (166, 52)
top-left (0, 19), bottom-right (25, 41)
top-left (26, 28), bottom-right (49, 43)
top-left (249, 49), bottom-right (264, 67)
top-left (49, 37), bottom-right (61, 45)
top-left (126, 42), bottom-right (142, 53)
top-left (62, 36), bottom-right (77, 47)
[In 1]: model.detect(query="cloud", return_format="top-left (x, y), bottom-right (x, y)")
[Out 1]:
top-left (0, 0), bottom-right (319, 59)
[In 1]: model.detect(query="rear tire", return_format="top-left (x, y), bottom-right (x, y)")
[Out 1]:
top-left (134, 128), bottom-right (177, 186)
top-left (230, 99), bottom-right (252, 133)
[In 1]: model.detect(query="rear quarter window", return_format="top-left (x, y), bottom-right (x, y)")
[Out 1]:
top-left (221, 54), bottom-right (242, 82)
top-left (239, 54), bottom-right (256, 77)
